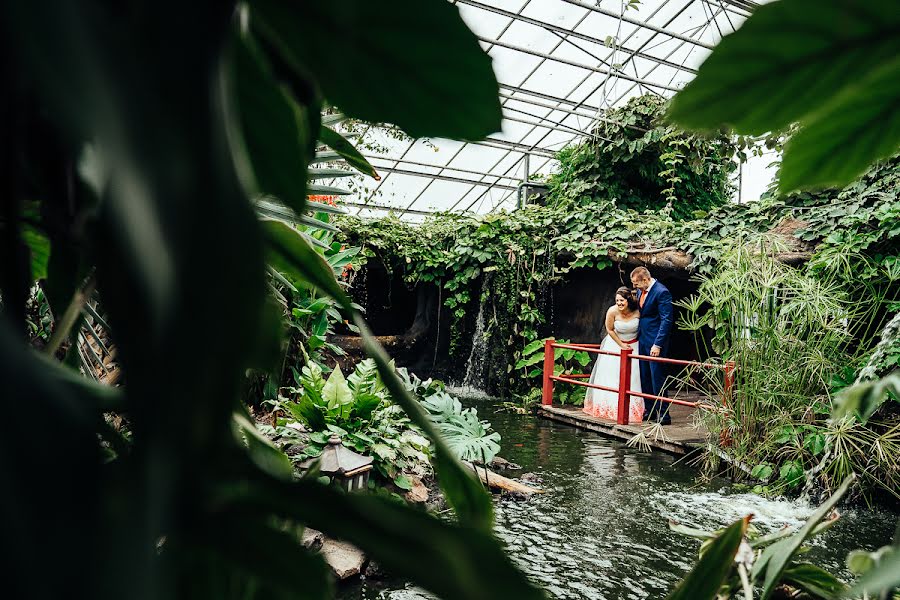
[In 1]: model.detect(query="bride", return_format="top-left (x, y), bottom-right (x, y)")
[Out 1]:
top-left (583, 286), bottom-right (644, 422)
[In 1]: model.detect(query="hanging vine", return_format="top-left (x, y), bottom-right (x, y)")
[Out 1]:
top-left (336, 97), bottom-right (900, 397)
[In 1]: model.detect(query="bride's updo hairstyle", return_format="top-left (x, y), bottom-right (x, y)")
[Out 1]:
top-left (616, 286), bottom-right (639, 311)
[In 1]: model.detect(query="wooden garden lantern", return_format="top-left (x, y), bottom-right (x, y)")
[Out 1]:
top-left (301, 435), bottom-right (373, 492)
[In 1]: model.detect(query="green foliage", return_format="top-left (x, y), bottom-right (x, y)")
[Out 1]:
top-left (680, 243), bottom-right (900, 498)
top-left (1, 1), bottom-right (547, 598)
top-left (668, 0), bottom-right (900, 193)
top-left (514, 337), bottom-right (592, 406)
top-left (667, 516), bottom-right (749, 600)
top-left (833, 372), bottom-right (900, 425)
top-left (548, 95), bottom-right (737, 218)
top-left (670, 476), bottom-right (853, 600)
top-left (250, 0), bottom-right (501, 140)
top-left (420, 388), bottom-right (501, 464)
top-left (339, 155), bottom-right (900, 401)
top-left (268, 359), bottom-right (433, 489)
top-left (227, 32), bottom-right (316, 213)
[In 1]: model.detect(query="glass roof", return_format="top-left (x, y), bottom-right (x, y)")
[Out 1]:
top-left (336, 0), bottom-right (776, 221)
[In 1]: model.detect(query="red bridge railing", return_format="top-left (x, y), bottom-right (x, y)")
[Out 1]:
top-left (541, 339), bottom-right (735, 425)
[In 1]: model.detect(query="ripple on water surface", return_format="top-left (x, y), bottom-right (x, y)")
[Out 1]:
top-left (340, 408), bottom-right (896, 599)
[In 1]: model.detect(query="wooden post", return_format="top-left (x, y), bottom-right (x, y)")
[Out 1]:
top-left (541, 338), bottom-right (555, 406)
top-left (617, 347), bottom-right (632, 425)
top-left (723, 360), bottom-right (736, 405)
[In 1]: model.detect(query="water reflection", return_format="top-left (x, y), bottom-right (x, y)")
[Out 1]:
top-left (341, 409), bottom-right (896, 599)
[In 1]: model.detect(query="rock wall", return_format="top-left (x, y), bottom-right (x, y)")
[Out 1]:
top-left (335, 263), bottom-right (706, 379)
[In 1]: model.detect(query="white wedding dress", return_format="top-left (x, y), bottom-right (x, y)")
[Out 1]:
top-left (582, 317), bottom-right (644, 422)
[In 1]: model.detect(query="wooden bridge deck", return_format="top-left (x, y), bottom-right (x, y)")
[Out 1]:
top-left (536, 395), bottom-right (708, 455)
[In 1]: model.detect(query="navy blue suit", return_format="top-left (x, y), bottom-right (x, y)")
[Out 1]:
top-left (637, 281), bottom-right (674, 422)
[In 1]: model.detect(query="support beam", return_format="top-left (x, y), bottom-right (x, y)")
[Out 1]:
top-left (458, 0), bottom-right (698, 75)
top-left (499, 84), bottom-right (599, 116)
top-left (370, 165), bottom-right (517, 191)
top-left (339, 201), bottom-right (438, 217)
top-left (366, 156), bottom-right (521, 186)
top-left (558, 0), bottom-right (714, 49)
top-left (476, 35), bottom-right (682, 93)
top-left (499, 90), bottom-right (648, 134)
top-left (476, 137), bottom-right (558, 159)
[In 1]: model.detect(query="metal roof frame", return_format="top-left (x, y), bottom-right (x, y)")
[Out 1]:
top-left (344, 0), bottom-right (756, 219)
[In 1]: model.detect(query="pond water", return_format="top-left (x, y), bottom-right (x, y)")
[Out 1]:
top-left (341, 401), bottom-right (897, 599)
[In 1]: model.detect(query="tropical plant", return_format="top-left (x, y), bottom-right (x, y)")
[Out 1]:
top-left (668, 0), bottom-right (900, 194)
top-left (267, 358), bottom-right (502, 491)
top-left (667, 0), bottom-right (900, 593)
top-left (548, 94), bottom-right (737, 218)
top-left (668, 476), bottom-right (854, 600)
top-left (420, 389), bottom-right (501, 464)
top-left (337, 152), bottom-right (900, 401)
top-left (1, 1), bottom-right (546, 599)
top-left (678, 243), bottom-right (900, 497)
top-left (267, 359), bottom-right (432, 491)
top-left (395, 366), bottom-right (503, 464)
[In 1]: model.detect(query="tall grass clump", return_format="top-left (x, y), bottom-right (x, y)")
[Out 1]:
top-left (679, 240), bottom-right (900, 500)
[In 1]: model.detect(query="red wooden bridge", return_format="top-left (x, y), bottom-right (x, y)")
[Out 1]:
top-left (537, 339), bottom-right (735, 454)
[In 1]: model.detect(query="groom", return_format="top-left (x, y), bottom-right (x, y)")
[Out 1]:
top-left (630, 266), bottom-right (674, 425)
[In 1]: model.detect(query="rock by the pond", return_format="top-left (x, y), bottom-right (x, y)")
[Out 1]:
top-left (301, 527), bottom-right (324, 552)
top-left (519, 472), bottom-right (542, 484)
top-left (404, 475), bottom-right (429, 504)
top-left (320, 539), bottom-right (366, 580)
top-left (363, 559), bottom-right (387, 580)
top-left (285, 444), bottom-right (306, 457)
top-left (490, 456), bottom-right (522, 471)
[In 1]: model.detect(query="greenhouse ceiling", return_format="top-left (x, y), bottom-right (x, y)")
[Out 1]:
top-left (338, 0), bottom-right (776, 221)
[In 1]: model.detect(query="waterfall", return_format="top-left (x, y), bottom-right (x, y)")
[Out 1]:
top-left (451, 277), bottom-right (491, 398)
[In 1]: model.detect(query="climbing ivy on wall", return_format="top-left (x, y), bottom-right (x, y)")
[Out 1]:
top-left (338, 150), bottom-right (900, 396)
top-left (547, 95), bottom-right (737, 218)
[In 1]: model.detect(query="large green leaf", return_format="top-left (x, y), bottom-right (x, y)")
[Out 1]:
top-left (422, 391), bottom-right (501, 463)
top-left (351, 393), bottom-right (382, 421)
top-left (22, 227), bottom-right (50, 281)
top-left (347, 358), bottom-right (381, 397)
top-left (286, 396), bottom-right (327, 431)
top-left (232, 411), bottom-right (294, 481)
top-left (781, 563), bottom-right (846, 598)
top-left (318, 125), bottom-right (379, 179)
top-left (263, 219), bottom-right (349, 302)
top-left (220, 474), bottom-right (545, 600)
top-left (190, 515), bottom-right (333, 600)
top-left (321, 365), bottom-right (353, 413)
top-left (778, 58), bottom-right (900, 193)
top-left (667, 515), bottom-right (749, 600)
top-left (437, 413), bottom-right (502, 464)
top-left (668, 0), bottom-right (900, 135)
top-left (667, 0), bottom-right (900, 193)
top-left (756, 475), bottom-right (855, 599)
top-left (832, 372), bottom-right (900, 424)
top-left (261, 217), bottom-right (494, 530)
top-left (250, 0), bottom-right (502, 140)
top-left (848, 545), bottom-right (900, 597)
top-left (227, 33), bottom-right (319, 214)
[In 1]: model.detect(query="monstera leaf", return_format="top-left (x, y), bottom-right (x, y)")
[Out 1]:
top-left (421, 391), bottom-right (501, 463)
top-left (437, 411), bottom-right (502, 464)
